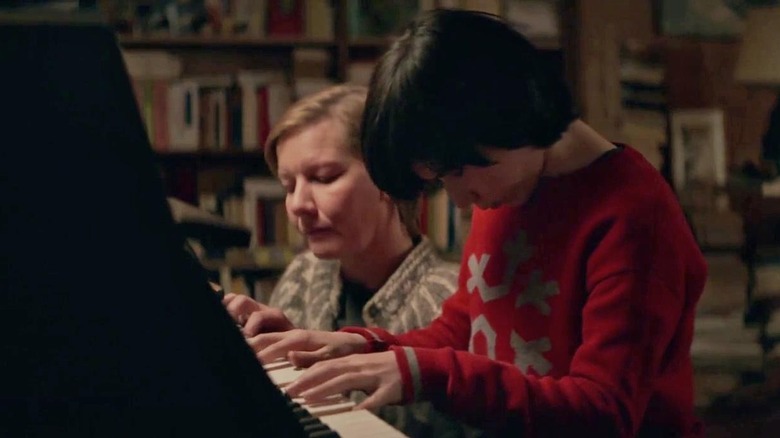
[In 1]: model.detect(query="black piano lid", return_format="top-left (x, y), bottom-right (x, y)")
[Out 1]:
top-left (0, 16), bottom-right (306, 438)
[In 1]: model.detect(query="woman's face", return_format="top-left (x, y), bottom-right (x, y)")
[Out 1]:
top-left (414, 146), bottom-right (547, 209)
top-left (276, 118), bottom-right (390, 259)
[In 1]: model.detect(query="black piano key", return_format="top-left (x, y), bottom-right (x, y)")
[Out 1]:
top-left (308, 429), bottom-right (340, 438)
top-left (303, 422), bottom-right (330, 433)
top-left (298, 415), bottom-right (320, 426)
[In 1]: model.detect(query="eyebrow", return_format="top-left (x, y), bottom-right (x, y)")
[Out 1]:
top-left (278, 160), bottom-right (345, 179)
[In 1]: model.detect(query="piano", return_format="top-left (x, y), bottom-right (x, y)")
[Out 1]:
top-left (0, 14), bottom-right (403, 438)
top-left (265, 360), bottom-right (407, 438)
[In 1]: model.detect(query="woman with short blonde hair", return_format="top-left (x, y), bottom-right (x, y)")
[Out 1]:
top-left (223, 83), bottom-right (466, 436)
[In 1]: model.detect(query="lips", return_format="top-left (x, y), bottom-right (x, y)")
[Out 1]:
top-left (303, 227), bottom-right (333, 237)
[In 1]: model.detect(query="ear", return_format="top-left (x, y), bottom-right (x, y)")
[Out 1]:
top-left (380, 191), bottom-right (392, 202)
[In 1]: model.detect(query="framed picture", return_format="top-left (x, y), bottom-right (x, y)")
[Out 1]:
top-left (658, 0), bottom-right (780, 38)
top-left (670, 108), bottom-right (727, 193)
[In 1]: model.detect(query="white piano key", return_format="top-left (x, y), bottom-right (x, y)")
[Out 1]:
top-left (319, 410), bottom-right (408, 438)
top-left (266, 365), bottom-right (306, 387)
top-left (296, 397), bottom-right (355, 417)
top-left (263, 358), bottom-right (293, 371)
top-left (263, 360), bottom-right (409, 437)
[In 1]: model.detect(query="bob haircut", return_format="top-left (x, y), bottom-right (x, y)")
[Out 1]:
top-left (361, 9), bottom-right (578, 200)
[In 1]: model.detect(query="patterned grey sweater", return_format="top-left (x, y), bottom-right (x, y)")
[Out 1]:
top-left (268, 237), bottom-right (458, 334)
top-left (267, 238), bottom-right (482, 437)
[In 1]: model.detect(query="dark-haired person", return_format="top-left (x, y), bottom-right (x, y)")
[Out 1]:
top-left (250, 10), bottom-right (707, 437)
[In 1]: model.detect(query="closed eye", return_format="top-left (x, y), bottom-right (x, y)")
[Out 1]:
top-left (312, 172), bottom-right (341, 184)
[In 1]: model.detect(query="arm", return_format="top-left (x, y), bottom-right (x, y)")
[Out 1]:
top-left (393, 273), bottom-right (685, 436)
top-left (390, 193), bottom-right (702, 435)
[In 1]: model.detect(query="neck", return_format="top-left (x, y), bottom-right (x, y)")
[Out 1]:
top-left (542, 120), bottom-right (616, 177)
top-left (339, 213), bottom-right (414, 291)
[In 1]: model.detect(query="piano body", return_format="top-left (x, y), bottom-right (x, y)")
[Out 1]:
top-left (0, 13), bottom-right (403, 438)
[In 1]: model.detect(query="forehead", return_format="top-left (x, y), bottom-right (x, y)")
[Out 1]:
top-left (276, 119), bottom-right (351, 166)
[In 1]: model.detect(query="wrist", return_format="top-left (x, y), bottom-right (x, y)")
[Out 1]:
top-left (338, 327), bottom-right (390, 353)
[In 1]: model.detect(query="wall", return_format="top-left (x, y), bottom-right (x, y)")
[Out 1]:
top-left (572, 0), bottom-right (777, 170)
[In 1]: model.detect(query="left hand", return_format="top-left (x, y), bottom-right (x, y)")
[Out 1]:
top-left (284, 351), bottom-right (403, 411)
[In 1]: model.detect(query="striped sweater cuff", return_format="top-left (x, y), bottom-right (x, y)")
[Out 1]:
top-left (338, 326), bottom-right (393, 353)
top-left (392, 346), bottom-right (423, 403)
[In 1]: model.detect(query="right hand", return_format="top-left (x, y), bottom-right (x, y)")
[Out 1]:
top-left (222, 293), bottom-right (294, 336)
top-left (248, 329), bottom-right (367, 368)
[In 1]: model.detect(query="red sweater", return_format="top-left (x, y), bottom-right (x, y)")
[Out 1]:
top-left (344, 146), bottom-right (707, 436)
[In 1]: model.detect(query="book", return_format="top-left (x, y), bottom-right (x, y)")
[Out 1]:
top-left (267, 0), bottom-right (305, 37)
top-left (236, 70), bottom-right (290, 150)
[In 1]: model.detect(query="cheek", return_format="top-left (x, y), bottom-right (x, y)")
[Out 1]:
top-left (324, 180), bottom-right (377, 223)
top-left (337, 183), bottom-right (384, 229)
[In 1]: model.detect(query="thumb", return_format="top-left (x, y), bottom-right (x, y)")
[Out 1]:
top-left (355, 387), bottom-right (394, 411)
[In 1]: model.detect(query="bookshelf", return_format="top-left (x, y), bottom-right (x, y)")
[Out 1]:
top-left (105, 1), bottom-right (566, 290)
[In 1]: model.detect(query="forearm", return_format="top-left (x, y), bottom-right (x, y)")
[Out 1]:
top-left (391, 346), bottom-right (636, 436)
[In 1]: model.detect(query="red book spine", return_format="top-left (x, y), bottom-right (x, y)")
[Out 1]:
top-left (267, 0), bottom-right (304, 36)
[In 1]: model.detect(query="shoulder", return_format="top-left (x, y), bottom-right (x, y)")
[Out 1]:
top-left (589, 146), bottom-right (682, 222)
top-left (404, 238), bottom-right (459, 301)
top-left (373, 238), bottom-right (459, 307)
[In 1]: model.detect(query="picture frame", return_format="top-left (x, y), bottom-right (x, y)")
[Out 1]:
top-left (658, 0), bottom-right (780, 38)
top-left (658, 0), bottom-right (745, 38)
top-left (670, 108), bottom-right (728, 197)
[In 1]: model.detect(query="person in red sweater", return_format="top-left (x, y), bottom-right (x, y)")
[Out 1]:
top-left (250, 9), bottom-right (708, 437)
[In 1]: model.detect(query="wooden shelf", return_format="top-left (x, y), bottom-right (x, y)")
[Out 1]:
top-left (154, 150), bottom-right (269, 170)
top-left (347, 37), bottom-right (393, 49)
top-left (156, 150), bottom-right (264, 159)
top-left (201, 246), bottom-right (299, 272)
top-left (119, 34), bottom-right (337, 50)
top-left (119, 34), bottom-right (560, 52)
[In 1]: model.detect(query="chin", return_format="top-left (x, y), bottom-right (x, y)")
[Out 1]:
top-left (306, 242), bottom-right (344, 260)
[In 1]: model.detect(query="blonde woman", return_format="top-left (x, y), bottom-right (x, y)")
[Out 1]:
top-left (223, 85), bottom-right (472, 437)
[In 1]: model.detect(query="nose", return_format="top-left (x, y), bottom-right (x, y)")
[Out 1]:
top-left (441, 177), bottom-right (479, 208)
top-left (286, 181), bottom-right (316, 218)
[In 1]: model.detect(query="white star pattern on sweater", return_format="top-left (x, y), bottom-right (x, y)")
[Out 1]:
top-left (469, 315), bottom-right (497, 358)
top-left (467, 254), bottom-right (508, 302)
top-left (515, 270), bottom-right (559, 315)
top-left (511, 331), bottom-right (552, 376)
top-left (466, 230), bottom-right (534, 303)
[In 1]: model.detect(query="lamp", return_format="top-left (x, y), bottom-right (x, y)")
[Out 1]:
top-left (735, 5), bottom-right (780, 176)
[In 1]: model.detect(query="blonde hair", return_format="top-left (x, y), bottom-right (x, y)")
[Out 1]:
top-left (264, 84), bottom-right (420, 237)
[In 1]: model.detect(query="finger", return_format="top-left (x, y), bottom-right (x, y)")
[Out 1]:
top-left (298, 372), bottom-right (374, 403)
top-left (256, 330), bottom-right (314, 363)
top-left (243, 309), bottom-right (291, 337)
top-left (285, 360), bottom-right (353, 398)
top-left (288, 348), bottom-right (335, 368)
top-left (247, 332), bottom-right (286, 353)
top-left (355, 386), bottom-right (395, 411)
top-left (242, 311), bottom-right (269, 337)
top-left (222, 292), bottom-right (238, 305)
top-left (225, 296), bottom-right (263, 322)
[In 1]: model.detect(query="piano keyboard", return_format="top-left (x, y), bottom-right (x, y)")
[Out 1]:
top-left (264, 360), bottom-right (407, 438)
